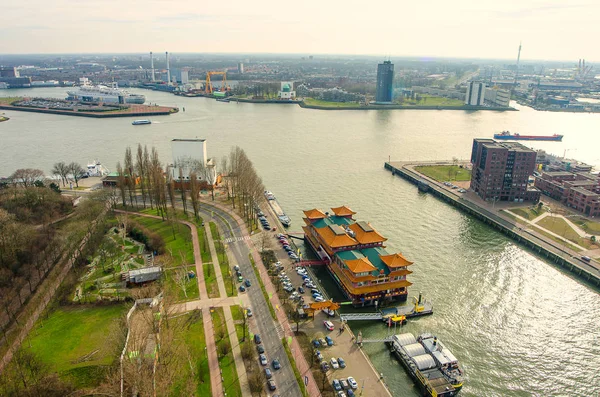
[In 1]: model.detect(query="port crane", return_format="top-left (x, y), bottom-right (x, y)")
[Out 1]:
top-left (205, 71), bottom-right (228, 94)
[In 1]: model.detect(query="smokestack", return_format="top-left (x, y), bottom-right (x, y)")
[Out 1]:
top-left (583, 59), bottom-right (586, 71)
top-left (150, 52), bottom-right (155, 82)
top-left (579, 59), bottom-right (582, 72)
top-left (166, 51), bottom-right (171, 85)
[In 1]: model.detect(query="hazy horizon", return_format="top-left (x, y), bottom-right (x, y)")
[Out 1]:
top-left (2, 0), bottom-right (600, 62)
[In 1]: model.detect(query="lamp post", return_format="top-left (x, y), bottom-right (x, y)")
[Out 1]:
top-left (360, 379), bottom-right (365, 396)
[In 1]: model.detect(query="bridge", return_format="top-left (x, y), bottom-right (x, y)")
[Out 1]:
top-left (339, 313), bottom-right (383, 321)
top-left (296, 259), bottom-right (328, 267)
top-left (359, 337), bottom-right (394, 343)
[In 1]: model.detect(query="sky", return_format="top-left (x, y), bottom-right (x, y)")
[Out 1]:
top-left (1, 0), bottom-right (599, 61)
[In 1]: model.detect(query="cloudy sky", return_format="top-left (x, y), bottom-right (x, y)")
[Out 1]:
top-left (1, 0), bottom-right (598, 61)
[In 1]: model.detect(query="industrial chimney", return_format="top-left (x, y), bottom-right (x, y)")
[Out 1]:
top-left (150, 52), bottom-right (155, 82)
top-left (166, 51), bottom-right (171, 85)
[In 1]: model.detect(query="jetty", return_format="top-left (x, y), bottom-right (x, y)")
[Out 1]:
top-left (385, 161), bottom-right (600, 287)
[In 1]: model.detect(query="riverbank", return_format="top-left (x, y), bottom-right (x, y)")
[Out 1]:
top-left (299, 99), bottom-right (516, 111)
top-left (385, 160), bottom-right (600, 287)
top-left (0, 97), bottom-right (178, 118)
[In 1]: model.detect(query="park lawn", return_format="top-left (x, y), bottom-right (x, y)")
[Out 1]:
top-left (164, 266), bottom-right (200, 301)
top-left (26, 304), bottom-right (127, 388)
top-left (171, 312), bottom-right (211, 397)
top-left (303, 97), bottom-right (362, 108)
top-left (509, 206), bottom-right (546, 220)
top-left (129, 215), bottom-right (194, 266)
top-left (571, 216), bottom-right (600, 236)
top-left (211, 307), bottom-right (242, 397)
top-left (414, 165), bottom-right (471, 182)
top-left (401, 94), bottom-right (464, 107)
top-left (537, 217), bottom-right (596, 249)
top-left (203, 262), bottom-right (220, 298)
top-left (230, 305), bottom-right (248, 343)
top-left (210, 222), bottom-right (237, 297)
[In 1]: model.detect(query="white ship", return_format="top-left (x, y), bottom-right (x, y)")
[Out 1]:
top-left (86, 160), bottom-right (110, 177)
top-left (67, 82), bottom-right (145, 104)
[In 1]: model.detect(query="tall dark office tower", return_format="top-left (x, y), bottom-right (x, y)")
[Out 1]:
top-left (376, 61), bottom-right (394, 103)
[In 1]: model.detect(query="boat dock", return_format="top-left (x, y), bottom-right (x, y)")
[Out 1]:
top-left (385, 161), bottom-right (600, 287)
top-left (340, 295), bottom-right (433, 322)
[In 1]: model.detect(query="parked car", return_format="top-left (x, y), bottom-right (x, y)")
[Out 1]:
top-left (347, 377), bottom-right (358, 389)
top-left (265, 368), bottom-right (272, 379)
top-left (347, 389), bottom-right (355, 397)
top-left (311, 288), bottom-right (320, 294)
top-left (312, 292), bottom-right (323, 299)
top-left (330, 357), bottom-right (339, 369)
top-left (338, 357), bottom-right (346, 368)
top-left (325, 336), bottom-right (334, 346)
top-left (259, 354), bottom-right (268, 366)
top-left (246, 308), bottom-right (253, 317)
top-left (315, 350), bottom-right (323, 362)
top-left (254, 334), bottom-right (262, 344)
top-left (268, 379), bottom-right (277, 391)
top-left (233, 265), bottom-right (240, 271)
top-left (332, 379), bottom-right (342, 391)
top-left (284, 286), bottom-right (294, 293)
top-left (312, 339), bottom-right (321, 348)
top-left (272, 359), bottom-right (281, 370)
top-left (238, 275), bottom-right (244, 282)
top-left (324, 321), bottom-right (335, 331)
top-left (239, 285), bottom-right (246, 292)
top-left (257, 345), bottom-right (264, 354)
top-left (319, 338), bottom-right (327, 347)
top-left (298, 287), bottom-right (305, 294)
top-left (321, 362), bottom-right (330, 372)
top-left (340, 379), bottom-right (349, 390)
top-left (315, 296), bottom-right (325, 302)
top-left (337, 391), bottom-right (347, 397)
top-left (245, 279), bottom-right (251, 287)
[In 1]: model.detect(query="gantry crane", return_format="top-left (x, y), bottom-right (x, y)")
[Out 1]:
top-left (205, 71), bottom-right (228, 94)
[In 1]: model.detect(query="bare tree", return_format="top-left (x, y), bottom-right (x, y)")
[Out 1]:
top-left (189, 172), bottom-right (200, 221)
top-left (116, 162), bottom-right (127, 207)
top-left (51, 162), bottom-right (69, 187)
top-left (178, 167), bottom-right (187, 214)
top-left (67, 162), bottom-right (86, 187)
top-left (9, 168), bottom-right (45, 188)
top-left (136, 144), bottom-right (148, 208)
top-left (124, 147), bottom-right (137, 207)
top-left (174, 268), bottom-right (190, 299)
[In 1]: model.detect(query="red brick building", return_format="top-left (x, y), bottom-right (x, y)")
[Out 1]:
top-left (535, 171), bottom-right (600, 217)
top-left (470, 139), bottom-right (540, 203)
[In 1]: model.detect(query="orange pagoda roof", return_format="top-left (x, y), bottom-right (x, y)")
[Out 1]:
top-left (316, 224), bottom-right (358, 248)
top-left (345, 257), bottom-right (377, 273)
top-left (331, 205), bottom-right (356, 217)
top-left (380, 253), bottom-right (414, 268)
top-left (303, 208), bottom-right (327, 220)
top-left (348, 221), bottom-right (387, 244)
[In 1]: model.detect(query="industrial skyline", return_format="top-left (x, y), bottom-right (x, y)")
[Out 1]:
top-left (2, 0), bottom-right (600, 61)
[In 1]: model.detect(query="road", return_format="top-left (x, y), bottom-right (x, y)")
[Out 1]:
top-left (199, 205), bottom-right (304, 397)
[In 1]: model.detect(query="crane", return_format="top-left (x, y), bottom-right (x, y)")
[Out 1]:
top-left (205, 71), bottom-right (228, 94)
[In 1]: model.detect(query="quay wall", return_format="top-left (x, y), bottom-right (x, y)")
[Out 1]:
top-left (385, 162), bottom-right (600, 288)
top-left (0, 104), bottom-right (178, 118)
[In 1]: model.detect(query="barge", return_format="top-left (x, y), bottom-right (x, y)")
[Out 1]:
top-left (264, 191), bottom-right (291, 227)
top-left (388, 332), bottom-right (463, 397)
top-left (493, 131), bottom-right (563, 141)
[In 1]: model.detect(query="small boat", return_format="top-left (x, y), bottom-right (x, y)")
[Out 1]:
top-left (132, 119), bottom-right (151, 125)
top-left (493, 131), bottom-right (563, 141)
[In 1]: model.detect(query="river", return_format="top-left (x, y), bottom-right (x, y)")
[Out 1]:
top-left (1, 88), bottom-right (600, 396)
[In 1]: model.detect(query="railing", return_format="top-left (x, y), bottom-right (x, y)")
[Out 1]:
top-left (340, 312), bottom-right (383, 321)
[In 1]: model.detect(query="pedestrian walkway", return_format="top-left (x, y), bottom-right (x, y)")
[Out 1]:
top-left (204, 220), bottom-right (251, 396)
top-left (205, 201), bottom-right (322, 397)
top-left (504, 210), bottom-right (587, 251)
top-left (171, 296), bottom-right (249, 313)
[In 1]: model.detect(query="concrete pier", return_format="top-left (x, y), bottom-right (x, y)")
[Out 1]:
top-left (385, 161), bottom-right (600, 287)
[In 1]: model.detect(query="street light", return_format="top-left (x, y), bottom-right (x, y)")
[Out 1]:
top-left (360, 379), bottom-right (365, 396)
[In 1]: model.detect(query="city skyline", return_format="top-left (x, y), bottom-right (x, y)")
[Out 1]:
top-left (2, 0), bottom-right (600, 62)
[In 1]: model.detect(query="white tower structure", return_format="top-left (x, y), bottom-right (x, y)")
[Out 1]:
top-left (165, 52), bottom-right (171, 85)
top-left (150, 52), bottom-right (155, 82)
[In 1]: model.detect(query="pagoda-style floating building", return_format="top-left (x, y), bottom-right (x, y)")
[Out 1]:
top-left (303, 205), bottom-right (413, 306)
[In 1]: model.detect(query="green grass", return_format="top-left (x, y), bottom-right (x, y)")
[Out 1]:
top-left (130, 215), bottom-right (194, 266)
top-left (164, 266), bottom-right (200, 301)
top-left (538, 217), bottom-right (597, 249)
top-left (203, 262), bottom-right (220, 299)
top-left (171, 312), bottom-right (211, 396)
top-left (210, 222), bottom-right (236, 297)
top-left (282, 337), bottom-right (309, 397)
top-left (414, 165), bottom-right (471, 182)
top-left (510, 206), bottom-right (546, 220)
top-left (502, 211), bottom-right (582, 251)
top-left (231, 305), bottom-right (248, 343)
top-left (25, 304), bottom-right (127, 388)
top-left (571, 216), bottom-right (600, 236)
top-left (249, 254), bottom-right (277, 320)
top-left (303, 97), bottom-right (362, 108)
top-left (211, 307), bottom-right (242, 397)
top-left (400, 94), bottom-right (464, 107)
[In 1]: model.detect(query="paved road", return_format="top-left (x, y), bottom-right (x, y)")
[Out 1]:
top-left (199, 206), bottom-right (304, 397)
